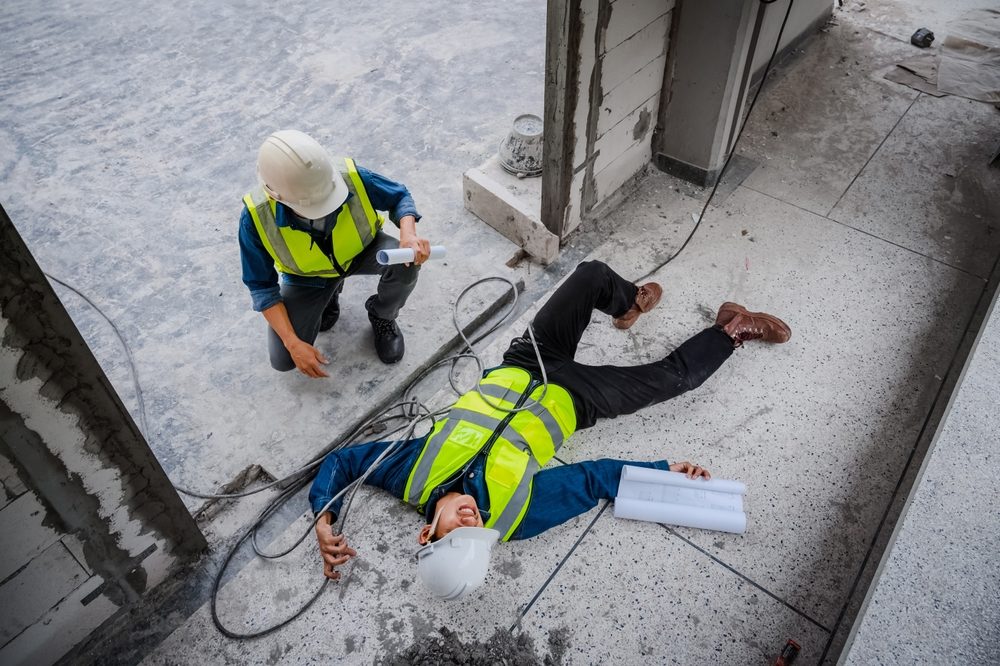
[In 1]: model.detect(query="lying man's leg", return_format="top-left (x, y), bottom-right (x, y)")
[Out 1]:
top-left (553, 304), bottom-right (790, 429)
top-left (504, 260), bottom-right (660, 370)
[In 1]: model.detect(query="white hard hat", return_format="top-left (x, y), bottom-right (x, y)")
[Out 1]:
top-left (256, 129), bottom-right (349, 220)
top-left (415, 527), bottom-right (500, 600)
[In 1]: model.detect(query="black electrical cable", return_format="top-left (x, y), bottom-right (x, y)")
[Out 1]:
top-left (45, 273), bottom-right (150, 436)
top-left (44, 269), bottom-right (547, 638)
top-left (210, 404), bottom-right (435, 640)
top-left (45, 0), bottom-right (797, 637)
top-left (637, 0), bottom-right (795, 281)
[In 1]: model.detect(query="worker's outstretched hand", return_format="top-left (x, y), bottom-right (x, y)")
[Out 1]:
top-left (288, 339), bottom-right (330, 378)
top-left (669, 461), bottom-right (711, 480)
top-left (315, 515), bottom-right (357, 580)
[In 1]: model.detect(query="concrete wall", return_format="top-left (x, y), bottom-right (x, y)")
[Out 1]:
top-left (751, 0), bottom-right (834, 76)
top-left (543, 0), bottom-right (675, 238)
top-left (655, 0), bottom-right (833, 185)
top-left (0, 206), bottom-right (205, 665)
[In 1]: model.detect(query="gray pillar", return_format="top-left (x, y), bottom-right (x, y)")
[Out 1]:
top-left (654, 0), bottom-right (762, 186)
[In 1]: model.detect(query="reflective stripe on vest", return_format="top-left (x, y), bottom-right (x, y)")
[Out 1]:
top-left (403, 367), bottom-right (578, 541)
top-left (243, 157), bottom-right (384, 278)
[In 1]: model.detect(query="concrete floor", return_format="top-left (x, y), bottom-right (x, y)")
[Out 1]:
top-left (0, 0), bottom-right (548, 496)
top-left (3, 0), bottom-right (999, 664)
top-left (844, 265), bottom-right (1000, 663)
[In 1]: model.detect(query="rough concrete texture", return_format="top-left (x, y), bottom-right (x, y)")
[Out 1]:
top-left (463, 155), bottom-right (557, 263)
top-left (843, 290), bottom-right (1000, 662)
top-left (737, 25), bottom-right (920, 217)
top-left (0, 206), bottom-right (206, 664)
top-left (4, 0), bottom-right (999, 663)
top-left (140, 4), bottom-right (998, 663)
top-left (0, 0), bottom-right (547, 506)
top-left (145, 478), bottom-right (593, 664)
top-left (829, 93), bottom-right (1000, 278)
top-left (838, 0), bottom-right (988, 46)
top-left (546, 183), bottom-right (983, 630)
top-left (520, 513), bottom-right (830, 664)
top-left (379, 626), bottom-right (566, 666)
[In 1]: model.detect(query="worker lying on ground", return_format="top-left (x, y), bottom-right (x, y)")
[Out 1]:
top-left (239, 129), bottom-right (431, 373)
top-left (310, 260), bottom-right (791, 599)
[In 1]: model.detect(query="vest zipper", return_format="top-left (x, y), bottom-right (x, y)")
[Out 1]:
top-left (426, 376), bottom-right (539, 512)
top-left (478, 375), bottom-right (537, 456)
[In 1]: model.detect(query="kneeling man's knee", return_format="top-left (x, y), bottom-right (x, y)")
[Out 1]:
top-left (270, 355), bottom-right (296, 372)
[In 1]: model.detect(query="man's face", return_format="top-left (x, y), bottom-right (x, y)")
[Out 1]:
top-left (418, 493), bottom-right (484, 545)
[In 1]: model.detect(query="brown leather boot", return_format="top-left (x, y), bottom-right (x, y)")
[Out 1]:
top-left (612, 282), bottom-right (663, 330)
top-left (715, 302), bottom-right (791, 347)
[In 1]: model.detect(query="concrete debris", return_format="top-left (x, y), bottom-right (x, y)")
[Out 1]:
top-left (377, 626), bottom-right (569, 666)
top-left (910, 28), bottom-right (934, 48)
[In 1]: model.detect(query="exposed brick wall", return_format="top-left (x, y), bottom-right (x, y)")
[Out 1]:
top-left (551, 0), bottom-right (675, 237)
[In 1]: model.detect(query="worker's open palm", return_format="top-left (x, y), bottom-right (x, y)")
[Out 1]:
top-left (315, 524), bottom-right (357, 580)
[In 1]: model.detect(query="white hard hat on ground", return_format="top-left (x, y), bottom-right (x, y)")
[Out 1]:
top-left (415, 527), bottom-right (501, 600)
top-left (256, 129), bottom-right (349, 220)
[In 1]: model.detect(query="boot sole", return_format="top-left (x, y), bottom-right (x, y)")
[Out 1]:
top-left (719, 302), bottom-right (792, 342)
top-left (612, 284), bottom-right (663, 330)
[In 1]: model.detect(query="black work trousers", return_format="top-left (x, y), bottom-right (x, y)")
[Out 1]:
top-left (502, 260), bottom-right (734, 430)
top-left (268, 231), bottom-right (419, 371)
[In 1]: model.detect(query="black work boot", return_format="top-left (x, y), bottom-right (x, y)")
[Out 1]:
top-left (319, 294), bottom-right (340, 332)
top-left (365, 295), bottom-right (404, 364)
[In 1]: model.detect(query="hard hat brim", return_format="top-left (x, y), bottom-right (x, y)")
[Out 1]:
top-left (284, 170), bottom-right (350, 220)
top-left (415, 527), bottom-right (501, 559)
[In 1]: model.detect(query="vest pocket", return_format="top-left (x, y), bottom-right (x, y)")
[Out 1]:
top-left (486, 440), bottom-right (530, 491)
top-left (448, 423), bottom-right (490, 451)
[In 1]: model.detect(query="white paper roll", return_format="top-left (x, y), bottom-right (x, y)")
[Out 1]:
top-left (376, 245), bottom-right (447, 265)
top-left (613, 497), bottom-right (747, 534)
top-left (621, 466), bottom-right (746, 496)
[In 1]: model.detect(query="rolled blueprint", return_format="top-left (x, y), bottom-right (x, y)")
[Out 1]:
top-left (621, 466), bottom-right (747, 496)
top-left (376, 245), bottom-right (447, 265)
top-left (615, 465), bottom-right (748, 534)
top-left (614, 497), bottom-right (747, 534)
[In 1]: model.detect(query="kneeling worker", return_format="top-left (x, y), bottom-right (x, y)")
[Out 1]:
top-left (310, 260), bottom-right (792, 598)
top-left (238, 129), bottom-right (431, 375)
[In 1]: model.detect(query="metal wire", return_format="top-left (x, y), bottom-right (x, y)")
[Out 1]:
top-left (45, 0), bottom-right (796, 635)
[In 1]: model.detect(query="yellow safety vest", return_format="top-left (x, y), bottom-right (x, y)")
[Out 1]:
top-left (404, 366), bottom-right (578, 541)
top-left (243, 157), bottom-right (385, 278)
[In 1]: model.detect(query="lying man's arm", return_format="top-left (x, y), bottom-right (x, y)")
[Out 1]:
top-left (309, 439), bottom-right (404, 580)
top-left (512, 458), bottom-right (710, 540)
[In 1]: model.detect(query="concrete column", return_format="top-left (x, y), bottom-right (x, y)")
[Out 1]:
top-left (654, 0), bottom-right (762, 186)
top-left (543, 0), bottom-right (675, 239)
top-left (654, 0), bottom-right (833, 186)
top-left (0, 204), bottom-right (205, 665)
top-left (541, 0), bottom-right (581, 239)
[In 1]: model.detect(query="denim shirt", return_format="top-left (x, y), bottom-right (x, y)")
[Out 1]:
top-left (238, 165), bottom-right (421, 312)
top-left (308, 435), bottom-right (670, 540)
